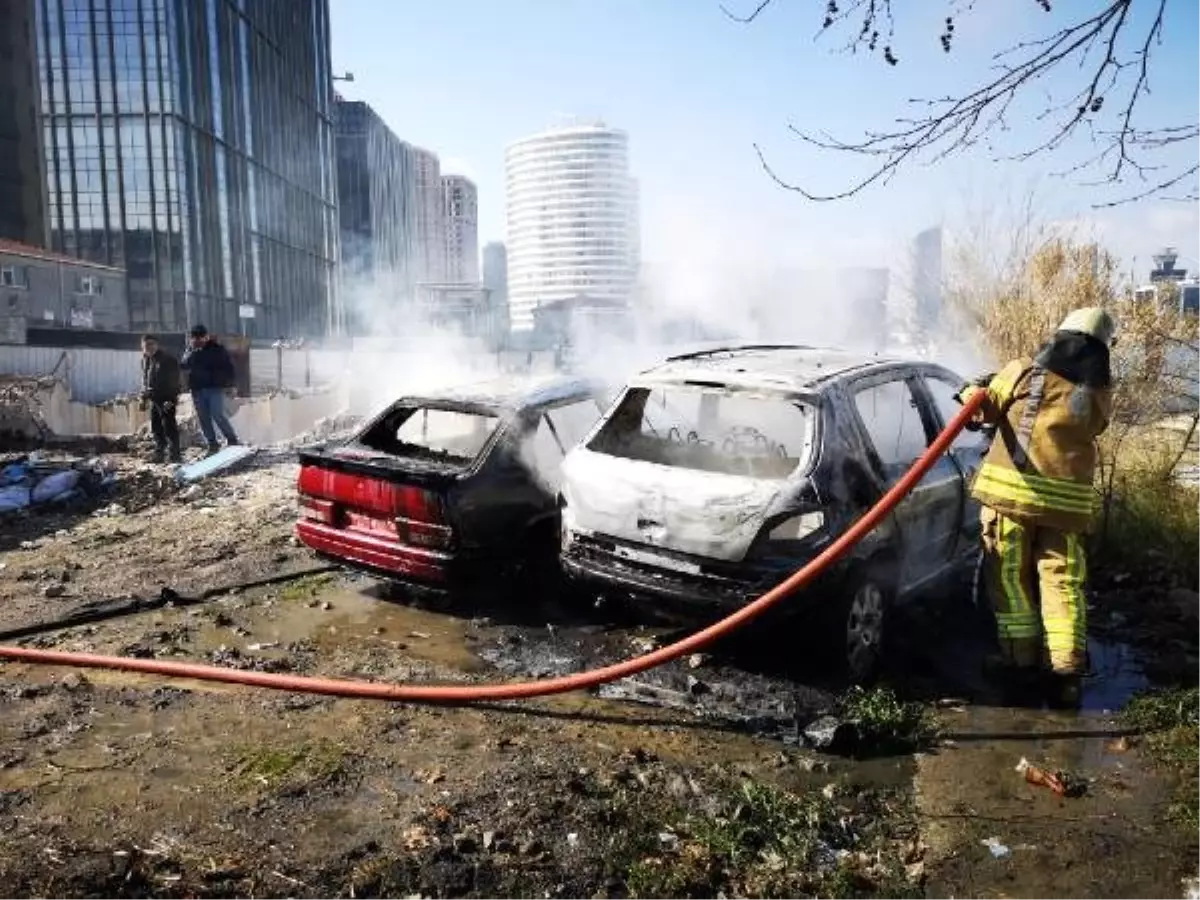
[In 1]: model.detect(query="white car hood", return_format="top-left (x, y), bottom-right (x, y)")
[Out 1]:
top-left (560, 448), bottom-right (781, 562)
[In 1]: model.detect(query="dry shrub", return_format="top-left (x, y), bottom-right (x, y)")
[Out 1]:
top-left (947, 234), bottom-right (1199, 578)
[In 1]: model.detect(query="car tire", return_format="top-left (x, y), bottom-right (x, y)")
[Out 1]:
top-left (841, 566), bottom-right (891, 685)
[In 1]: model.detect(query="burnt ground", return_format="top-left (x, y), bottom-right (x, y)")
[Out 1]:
top-left (0, 451), bottom-right (1196, 898)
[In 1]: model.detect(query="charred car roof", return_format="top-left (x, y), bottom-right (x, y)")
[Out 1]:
top-left (635, 344), bottom-right (901, 393)
top-left (401, 374), bottom-right (602, 414)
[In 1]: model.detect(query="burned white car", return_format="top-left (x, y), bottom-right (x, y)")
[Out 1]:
top-left (559, 345), bottom-right (987, 681)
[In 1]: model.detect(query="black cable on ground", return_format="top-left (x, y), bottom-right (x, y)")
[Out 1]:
top-left (0, 563), bottom-right (337, 643)
top-left (939, 725), bottom-right (1144, 742)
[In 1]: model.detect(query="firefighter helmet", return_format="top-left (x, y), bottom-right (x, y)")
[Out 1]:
top-left (1057, 307), bottom-right (1116, 346)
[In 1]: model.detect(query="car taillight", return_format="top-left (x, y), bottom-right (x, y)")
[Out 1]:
top-left (297, 465), bottom-right (452, 546)
top-left (396, 516), bottom-right (453, 550)
top-left (299, 495), bottom-right (335, 524)
top-left (298, 466), bottom-right (446, 520)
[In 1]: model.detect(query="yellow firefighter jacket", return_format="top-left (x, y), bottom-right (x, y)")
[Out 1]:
top-left (965, 355), bottom-right (1113, 533)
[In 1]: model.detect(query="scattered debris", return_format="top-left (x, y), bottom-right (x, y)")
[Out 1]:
top-left (41, 584), bottom-right (65, 599)
top-left (981, 836), bottom-right (1011, 859)
top-left (1106, 736), bottom-right (1132, 753)
top-left (803, 715), bottom-right (857, 752)
top-left (629, 635), bottom-right (659, 654)
top-left (1016, 757), bottom-right (1087, 798)
top-left (687, 653), bottom-right (709, 669)
top-left (0, 454), bottom-right (117, 515)
top-left (175, 445), bottom-right (257, 484)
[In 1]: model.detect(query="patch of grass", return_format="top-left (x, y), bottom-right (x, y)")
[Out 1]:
top-left (1121, 687), bottom-right (1199, 830)
top-left (623, 779), bottom-right (918, 899)
top-left (1122, 686), bottom-right (1200, 735)
top-left (1100, 449), bottom-right (1200, 587)
top-left (230, 740), bottom-right (351, 793)
top-left (278, 572), bottom-right (336, 602)
top-left (839, 686), bottom-right (940, 755)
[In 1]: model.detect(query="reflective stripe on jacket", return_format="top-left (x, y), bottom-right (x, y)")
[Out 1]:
top-left (964, 357), bottom-right (1112, 533)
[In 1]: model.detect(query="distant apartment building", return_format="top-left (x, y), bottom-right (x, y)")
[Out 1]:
top-left (910, 226), bottom-right (943, 338)
top-left (482, 240), bottom-right (508, 334)
top-left (0, 0), bottom-right (46, 247)
top-left (334, 99), bottom-right (417, 305)
top-left (32, 0), bottom-right (339, 337)
top-left (505, 123), bottom-right (640, 333)
top-left (1, 238), bottom-right (128, 339)
top-left (410, 145), bottom-right (444, 284)
top-left (442, 174), bottom-right (478, 284)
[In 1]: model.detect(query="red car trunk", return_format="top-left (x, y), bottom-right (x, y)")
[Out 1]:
top-left (295, 461), bottom-right (455, 583)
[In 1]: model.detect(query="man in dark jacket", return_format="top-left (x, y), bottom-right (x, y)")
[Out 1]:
top-left (140, 334), bottom-right (182, 463)
top-left (181, 324), bottom-right (240, 456)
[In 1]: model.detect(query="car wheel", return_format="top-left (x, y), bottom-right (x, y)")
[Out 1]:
top-left (843, 570), bottom-right (889, 684)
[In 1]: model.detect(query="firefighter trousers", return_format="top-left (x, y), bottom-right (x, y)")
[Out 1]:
top-left (979, 506), bottom-right (1088, 675)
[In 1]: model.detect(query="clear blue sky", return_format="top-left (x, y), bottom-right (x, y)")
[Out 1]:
top-left (331, 0), bottom-right (1199, 278)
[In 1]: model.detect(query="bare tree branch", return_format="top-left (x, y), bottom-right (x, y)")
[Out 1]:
top-left (724, 0), bottom-right (1197, 205)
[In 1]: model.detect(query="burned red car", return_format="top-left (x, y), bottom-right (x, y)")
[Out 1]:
top-left (294, 376), bottom-right (607, 593)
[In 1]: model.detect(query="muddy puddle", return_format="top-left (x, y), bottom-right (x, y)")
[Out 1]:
top-left (919, 701), bottom-right (1194, 899)
top-left (191, 583), bottom-right (487, 674)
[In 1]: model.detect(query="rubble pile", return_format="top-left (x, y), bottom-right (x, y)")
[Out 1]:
top-left (276, 411), bottom-right (362, 449)
top-left (0, 453), bottom-right (118, 514)
top-left (0, 375), bottom-right (57, 442)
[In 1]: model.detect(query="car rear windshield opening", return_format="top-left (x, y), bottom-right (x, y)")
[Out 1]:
top-left (588, 386), bottom-right (815, 479)
top-left (359, 406), bottom-right (500, 463)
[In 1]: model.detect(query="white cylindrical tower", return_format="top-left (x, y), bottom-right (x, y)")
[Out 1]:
top-left (504, 123), bottom-right (639, 332)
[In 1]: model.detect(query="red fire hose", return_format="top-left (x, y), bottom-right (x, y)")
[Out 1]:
top-left (0, 393), bottom-right (986, 703)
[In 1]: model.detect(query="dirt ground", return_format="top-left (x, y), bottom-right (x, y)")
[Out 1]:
top-left (0, 450), bottom-right (1196, 898)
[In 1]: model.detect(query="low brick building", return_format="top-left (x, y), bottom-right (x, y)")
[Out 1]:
top-left (0, 239), bottom-right (128, 340)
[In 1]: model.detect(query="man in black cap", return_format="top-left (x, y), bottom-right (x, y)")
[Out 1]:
top-left (181, 324), bottom-right (240, 456)
top-left (140, 333), bottom-right (182, 463)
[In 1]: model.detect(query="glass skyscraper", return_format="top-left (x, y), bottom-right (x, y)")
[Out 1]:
top-left (334, 99), bottom-right (417, 294)
top-left (33, 0), bottom-right (339, 337)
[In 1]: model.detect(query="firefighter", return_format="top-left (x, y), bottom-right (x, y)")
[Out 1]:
top-left (957, 307), bottom-right (1116, 706)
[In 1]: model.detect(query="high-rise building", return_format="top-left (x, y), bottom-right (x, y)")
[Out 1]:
top-left (410, 145), bottom-right (444, 284)
top-left (442, 173), bottom-right (477, 284)
top-left (32, 0), bottom-right (339, 337)
top-left (910, 225), bottom-right (943, 339)
top-left (0, 0), bottom-right (46, 246)
top-left (482, 240), bottom-right (508, 333)
top-left (505, 122), bottom-right (639, 333)
top-left (334, 99), bottom-right (417, 300)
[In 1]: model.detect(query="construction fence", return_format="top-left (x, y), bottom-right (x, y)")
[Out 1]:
top-left (0, 342), bottom-right (563, 406)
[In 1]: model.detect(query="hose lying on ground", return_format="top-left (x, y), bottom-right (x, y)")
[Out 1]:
top-left (0, 392), bottom-right (987, 703)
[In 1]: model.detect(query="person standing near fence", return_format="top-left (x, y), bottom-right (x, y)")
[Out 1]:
top-left (139, 334), bottom-right (182, 463)
top-left (181, 324), bottom-right (240, 457)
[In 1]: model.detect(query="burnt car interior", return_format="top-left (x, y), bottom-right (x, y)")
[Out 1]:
top-left (358, 405), bottom-right (500, 463)
top-left (587, 384), bottom-right (815, 480)
top-left (522, 396), bottom-right (609, 489)
top-left (851, 379), bottom-right (930, 478)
